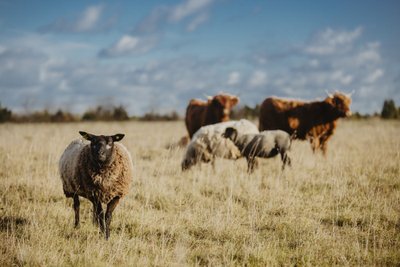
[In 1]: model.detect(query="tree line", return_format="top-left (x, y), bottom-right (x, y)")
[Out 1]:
top-left (1, 99), bottom-right (400, 123)
top-left (0, 103), bottom-right (182, 123)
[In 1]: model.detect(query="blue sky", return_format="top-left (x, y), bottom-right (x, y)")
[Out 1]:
top-left (0, 0), bottom-right (399, 115)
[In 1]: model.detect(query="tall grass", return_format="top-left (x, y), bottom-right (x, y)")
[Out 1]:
top-left (0, 120), bottom-right (399, 266)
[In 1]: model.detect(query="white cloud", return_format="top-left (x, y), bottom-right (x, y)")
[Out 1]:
top-left (110, 0), bottom-right (216, 56)
top-left (39, 4), bottom-right (114, 33)
top-left (134, 0), bottom-right (214, 34)
top-left (169, 0), bottom-right (213, 22)
top-left (355, 42), bottom-right (381, 65)
top-left (365, 68), bottom-right (384, 84)
top-left (99, 35), bottom-right (159, 57)
top-left (186, 13), bottom-right (209, 32)
top-left (248, 70), bottom-right (268, 87)
top-left (305, 27), bottom-right (362, 55)
top-left (309, 59), bottom-right (320, 67)
top-left (0, 45), bottom-right (6, 55)
top-left (227, 71), bottom-right (240, 85)
top-left (76, 5), bottom-right (103, 32)
top-left (331, 70), bottom-right (353, 85)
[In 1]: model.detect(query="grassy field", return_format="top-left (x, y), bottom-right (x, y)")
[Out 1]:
top-left (0, 119), bottom-right (399, 266)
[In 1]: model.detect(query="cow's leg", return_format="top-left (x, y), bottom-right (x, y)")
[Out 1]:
top-left (310, 137), bottom-right (320, 153)
top-left (105, 197), bottom-right (120, 240)
top-left (320, 122), bottom-right (336, 155)
top-left (73, 195), bottom-right (80, 228)
top-left (320, 133), bottom-right (333, 156)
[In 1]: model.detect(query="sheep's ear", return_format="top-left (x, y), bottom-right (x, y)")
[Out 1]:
top-left (79, 131), bottom-right (94, 141)
top-left (112, 134), bottom-right (125, 142)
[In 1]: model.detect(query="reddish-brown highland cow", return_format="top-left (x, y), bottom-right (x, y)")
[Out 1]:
top-left (185, 93), bottom-right (239, 138)
top-left (259, 92), bottom-right (352, 155)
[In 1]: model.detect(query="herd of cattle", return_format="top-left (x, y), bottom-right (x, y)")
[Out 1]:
top-left (181, 91), bottom-right (352, 171)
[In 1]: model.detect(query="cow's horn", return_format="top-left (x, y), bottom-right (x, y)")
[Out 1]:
top-left (203, 94), bottom-right (212, 100)
top-left (325, 90), bottom-right (333, 98)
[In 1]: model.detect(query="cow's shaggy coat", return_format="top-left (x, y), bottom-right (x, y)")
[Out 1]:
top-left (259, 92), bottom-right (352, 154)
top-left (185, 93), bottom-right (239, 139)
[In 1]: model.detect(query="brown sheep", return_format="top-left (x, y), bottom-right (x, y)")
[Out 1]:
top-left (59, 131), bottom-right (133, 239)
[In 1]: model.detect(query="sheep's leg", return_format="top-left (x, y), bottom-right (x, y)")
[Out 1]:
top-left (247, 157), bottom-right (256, 174)
top-left (211, 156), bottom-right (216, 172)
top-left (92, 198), bottom-right (105, 234)
top-left (105, 196), bottom-right (120, 240)
top-left (91, 202), bottom-right (97, 225)
top-left (90, 200), bottom-right (99, 225)
top-left (73, 195), bottom-right (80, 228)
top-left (281, 152), bottom-right (291, 170)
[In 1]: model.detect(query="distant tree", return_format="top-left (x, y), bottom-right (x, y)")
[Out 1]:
top-left (231, 104), bottom-right (260, 120)
top-left (82, 109), bottom-right (97, 121)
top-left (351, 112), bottom-right (370, 120)
top-left (139, 110), bottom-right (180, 121)
top-left (381, 99), bottom-right (398, 119)
top-left (113, 105), bottom-right (129, 121)
top-left (0, 103), bottom-right (12, 122)
top-left (82, 105), bottom-right (130, 121)
top-left (51, 110), bottom-right (77, 122)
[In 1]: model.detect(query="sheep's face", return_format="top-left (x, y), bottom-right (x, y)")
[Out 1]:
top-left (222, 127), bottom-right (238, 143)
top-left (79, 131), bottom-right (125, 164)
top-left (181, 142), bottom-right (211, 171)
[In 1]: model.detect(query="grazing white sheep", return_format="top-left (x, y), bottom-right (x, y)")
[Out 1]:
top-left (223, 128), bottom-right (293, 173)
top-left (59, 131), bottom-right (133, 240)
top-left (181, 119), bottom-right (259, 170)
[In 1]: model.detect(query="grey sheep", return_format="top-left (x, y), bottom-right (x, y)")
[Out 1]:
top-left (181, 119), bottom-right (259, 170)
top-left (223, 127), bottom-right (293, 173)
top-left (59, 131), bottom-right (133, 239)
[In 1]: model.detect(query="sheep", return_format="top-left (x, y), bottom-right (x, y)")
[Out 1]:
top-left (59, 131), bottom-right (133, 240)
top-left (181, 119), bottom-right (259, 170)
top-left (222, 127), bottom-right (293, 173)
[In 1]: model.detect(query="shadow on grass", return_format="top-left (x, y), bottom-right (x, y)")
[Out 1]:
top-left (0, 216), bottom-right (28, 232)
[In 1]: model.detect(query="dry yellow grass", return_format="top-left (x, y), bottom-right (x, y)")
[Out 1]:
top-left (0, 119), bottom-right (399, 266)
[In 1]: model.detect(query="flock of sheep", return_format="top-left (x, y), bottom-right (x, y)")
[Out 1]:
top-left (58, 91), bottom-right (352, 239)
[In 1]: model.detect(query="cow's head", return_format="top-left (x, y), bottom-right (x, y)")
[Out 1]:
top-left (207, 94), bottom-right (239, 121)
top-left (79, 131), bottom-right (124, 165)
top-left (325, 91), bottom-right (352, 118)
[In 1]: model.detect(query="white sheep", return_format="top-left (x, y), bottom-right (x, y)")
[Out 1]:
top-left (223, 128), bottom-right (293, 173)
top-left (59, 131), bottom-right (133, 239)
top-left (181, 119), bottom-right (259, 170)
